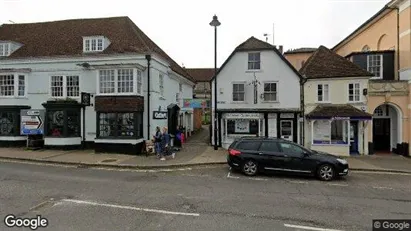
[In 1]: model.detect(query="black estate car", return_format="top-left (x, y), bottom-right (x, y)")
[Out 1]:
top-left (227, 137), bottom-right (349, 181)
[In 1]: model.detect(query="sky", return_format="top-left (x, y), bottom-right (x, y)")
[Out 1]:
top-left (1, 0), bottom-right (389, 68)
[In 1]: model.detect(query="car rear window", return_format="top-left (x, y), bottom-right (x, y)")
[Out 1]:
top-left (236, 141), bottom-right (261, 151)
top-left (228, 141), bottom-right (238, 149)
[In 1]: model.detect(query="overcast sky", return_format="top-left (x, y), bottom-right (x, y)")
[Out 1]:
top-left (1, 0), bottom-right (388, 68)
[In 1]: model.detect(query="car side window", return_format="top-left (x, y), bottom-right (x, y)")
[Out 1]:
top-left (278, 142), bottom-right (305, 157)
top-left (259, 141), bottom-right (280, 152)
top-left (236, 141), bottom-right (261, 151)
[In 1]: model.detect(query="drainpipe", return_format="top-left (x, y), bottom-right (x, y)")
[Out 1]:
top-left (145, 54), bottom-right (151, 140)
top-left (300, 76), bottom-right (308, 145)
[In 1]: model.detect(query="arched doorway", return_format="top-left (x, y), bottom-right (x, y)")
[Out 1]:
top-left (372, 103), bottom-right (402, 153)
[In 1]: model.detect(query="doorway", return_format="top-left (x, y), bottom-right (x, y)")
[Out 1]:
top-left (280, 120), bottom-right (293, 142)
top-left (349, 121), bottom-right (359, 154)
top-left (373, 118), bottom-right (390, 152)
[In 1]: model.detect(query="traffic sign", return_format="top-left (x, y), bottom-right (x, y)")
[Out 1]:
top-left (20, 109), bottom-right (45, 135)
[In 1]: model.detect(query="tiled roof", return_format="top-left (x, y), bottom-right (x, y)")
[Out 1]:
top-left (284, 48), bottom-right (317, 54)
top-left (185, 68), bottom-right (218, 82)
top-left (306, 104), bottom-right (372, 119)
top-left (0, 16), bottom-right (194, 82)
top-left (299, 45), bottom-right (374, 79)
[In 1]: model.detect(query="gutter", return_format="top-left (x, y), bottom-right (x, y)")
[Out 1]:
top-left (145, 54), bottom-right (151, 140)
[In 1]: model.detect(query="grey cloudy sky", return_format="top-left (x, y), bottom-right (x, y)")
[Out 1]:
top-left (1, 0), bottom-right (388, 68)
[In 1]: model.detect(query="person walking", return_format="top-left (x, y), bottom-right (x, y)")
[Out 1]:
top-left (160, 127), bottom-right (175, 160)
top-left (153, 126), bottom-right (162, 157)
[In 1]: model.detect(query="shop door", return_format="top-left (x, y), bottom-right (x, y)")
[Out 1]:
top-left (280, 120), bottom-right (293, 142)
top-left (373, 118), bottom-right (390, 152)
top-left (349, 121), bottom-right (359, 154)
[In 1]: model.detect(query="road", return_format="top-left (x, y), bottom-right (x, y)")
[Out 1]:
top-left (0, 160), bottom-right (410, 231)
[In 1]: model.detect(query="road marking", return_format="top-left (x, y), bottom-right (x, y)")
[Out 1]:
top-left (327, 183), bottom-right (349, 187)
top-left (286, 180), bottom-right (308, 184)
top-left (227, 170), bottom-right (240, 179)
top-left (350, 171), bottom-right (411, 176)
top-left (182, 173), bottom-right (211, 177)
top-left (372, 186), bottom-right (394, 190)
top-left (284, 223), bottom-right (344, 231)
top-left (61, 199), bottom-right (200, 217)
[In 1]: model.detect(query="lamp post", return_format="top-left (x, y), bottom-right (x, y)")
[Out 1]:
top-left (210, 15), bottom-right (220, 150)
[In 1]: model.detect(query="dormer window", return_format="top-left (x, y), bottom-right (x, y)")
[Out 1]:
top-left (0, 43), bottom-right (11, 56)
top-left (83, 36), bottom-right (110, 52)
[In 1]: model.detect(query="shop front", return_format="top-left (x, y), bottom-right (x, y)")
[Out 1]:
top-left (306, 105), bottom-right (372, 156)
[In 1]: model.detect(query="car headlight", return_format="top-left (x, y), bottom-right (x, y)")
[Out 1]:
top-left (336, 158), bottom-right (348, 165)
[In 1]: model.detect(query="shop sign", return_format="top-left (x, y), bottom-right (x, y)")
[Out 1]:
top-left (153, 111), bottom-right (167, 120)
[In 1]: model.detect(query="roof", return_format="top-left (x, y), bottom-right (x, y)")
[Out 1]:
top-left (283, 48), bottom-right (317, 55)
top-left (299, 46), bottom-right (374, 79)
top-left (211, 36), bottom-right (303, 81)
top-left (306, 104), bottom-right (372, 119)
top-left (0, 16), bottom-right (194, 82)
top-left (331, 5), bottom-right (394, 51)
top-left (345, 49), bottom-right (395, 58)
top-left (185, 68), bottom-right (218, 82)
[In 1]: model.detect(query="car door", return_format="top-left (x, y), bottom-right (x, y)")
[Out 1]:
top-left (235, 140), bottom-right (263, 162)
top-left (257, 140), bottom-right (287, 171)
top-left (277, 141), bottom-right (316, 174)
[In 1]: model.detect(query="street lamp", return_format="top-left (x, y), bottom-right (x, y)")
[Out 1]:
top-left (210, 14), bottom-right (220, 150)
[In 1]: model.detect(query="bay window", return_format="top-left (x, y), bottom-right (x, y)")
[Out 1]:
top-left (98, 69), bottom-right (142, 95)
top-left (45, 108), bottom-right (81, 137)
top-left (0, 74), bottom-right (27, 97)
top-left (97, 112), bottom-right (143, 138)
top-left (312, 120), bottom-right (349, 144)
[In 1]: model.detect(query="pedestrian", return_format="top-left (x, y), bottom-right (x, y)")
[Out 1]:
top-left (159, 127), bottom-right (175, 161)
top-left (153, 126), bottom-right (162, 157)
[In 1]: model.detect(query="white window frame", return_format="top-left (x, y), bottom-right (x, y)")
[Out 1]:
top-left (97, 68), bottom-right (139, 96)
top-left (49, 75), bottom-right (80, 98)
top-left (348, 82), bottom-right (361, 103)
top-left (367, 54), bottom-right (383, 79)
top-left (83, 37), bottom-right (105, 52)
top-left (247, 52), bottom-right (261, 70)
top-left (263, 81), bottom-right (278, 102)
top-left (232, 82), bottom-right (246, 102)
top-left (137, 70), bottom-right (143, 94)
top-left (0, 43), bottom-right (11, 57)
top-left (0, 73), bottom-right (27, 98)
top-left (316, 83), bottom-right (330, 103)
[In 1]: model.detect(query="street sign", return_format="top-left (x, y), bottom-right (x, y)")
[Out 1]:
top-left (20, 109), bottom-right (45, 135)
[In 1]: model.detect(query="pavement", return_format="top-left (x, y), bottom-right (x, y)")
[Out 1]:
top-left (0, 126), bottom-right (410, 173)
top-left (0, 161), bottom-right (410, 231)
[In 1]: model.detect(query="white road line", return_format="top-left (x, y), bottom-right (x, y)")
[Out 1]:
top-left (327, 183), bottom-right (349, 187)
top-left (227, 170), bottom-right (240, 179)
top-left (372, 186), bottom-right (394, 190)
top-left (284, 223), bottom-right (344, 231)
top-left (286, 180), bottom-right (308, 184)
top-left (61, 199), bottom-right (200, 217)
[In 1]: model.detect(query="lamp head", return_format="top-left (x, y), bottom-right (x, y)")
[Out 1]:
top-left (209, 15), bottom-right (221, 27)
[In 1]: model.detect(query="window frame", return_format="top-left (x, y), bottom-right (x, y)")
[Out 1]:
top-left (367, 54), bottom-right (383, 79)
top-left (263, 81), bottom-right (278, 102)
top-left (316, 83), bottom-right (330, 103)
top-left (348, 82), bottom-right (361, 103)
top-left (311, 119), bottom-right (350, 145)
top-left (96, 111), bottom-right (144, 139)
top-left (0, 43), bottom-right (11, 56)
top-left (232, 82), bottom-right (246, 102)
top-left (49, 75), bottom-right (80, 99)
top-left (83, 37), bottom-right (105, 52)
top-left (0, 73), bottom-right (27, 98)
top-left (45, 108), bottom-right (81, 138)
top-left (97, 68), bottom-right (140, 96)
top-left (247, 52), bottom-right (261, 70)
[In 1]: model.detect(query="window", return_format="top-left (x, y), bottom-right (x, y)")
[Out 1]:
top-left (83, 37), bottom-right (104, 52)
top-left (374, 106), bottom-right (383, 116)
top-left (50, 75), bottom-right (80, 98)
top-left (236, 141), bottom-right (261, 151)
top-left (0, 112), bottom-right (15, 136)
top-left (0, 43), bottom-right (10, 56)
top-left (278, 142), bottom-right (305, 156)
top-left (348, 83), bottom-right (360, 102)
top-left (97, 112), bottom-right (143, 138)
top-left (98, 69), bottom-right (139, 95)
top-left (46, 109), bottom-right (81, 137)
top-left (259, 141), bottom-right (280, 152)
top-left (159, 74), bottom-right (164, 96)
top-left (0, 74), bottom-right (26, 97)
top-left (137, 70), bottom-right (142, 94)
top-left (227, 119), bottom-right (259, 134)
top-left (312, 120), bottom-right (349, 144)
top-left (248, 53), bottom-right (261, 70)
top-left (317, 84), bottom-right (329, 102)
top-left (232, 83), bottom-right (245, 102)
top-left (263, 82), bottom-right (277, 101)
top-left (367, 55), bottom-right (382, 78)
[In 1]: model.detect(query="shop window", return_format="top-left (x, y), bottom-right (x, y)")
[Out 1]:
top-left (46, 109), bottom-right (81, 137)
top-left (0, 112), bottom-right (16, 136)
top-left (312, 120), bottom-right (349, 144)
top-left (227, 119), bottom-right (260, 135)
top-left (97, 112), bottom-right (143, 138)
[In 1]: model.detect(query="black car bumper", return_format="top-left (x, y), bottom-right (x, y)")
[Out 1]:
top-left (335, 163), bottom-right (349, 176)
top-left (227, 155), bottom-right (241, 170)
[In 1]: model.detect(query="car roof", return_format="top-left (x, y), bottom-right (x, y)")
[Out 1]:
top-left (236, 136), bottom-right (286, 142)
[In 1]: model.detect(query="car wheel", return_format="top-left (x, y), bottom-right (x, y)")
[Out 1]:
top-left (242, 160), bottom-right (258, 176)
top-left (317, 164), bottom-right (335, 181)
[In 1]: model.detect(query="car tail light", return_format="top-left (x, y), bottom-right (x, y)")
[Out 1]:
top-left (228, 149), bottom-right (241, 156)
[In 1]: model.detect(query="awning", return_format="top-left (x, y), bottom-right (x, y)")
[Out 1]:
top-left (306, 104), bottom-right (372, 120)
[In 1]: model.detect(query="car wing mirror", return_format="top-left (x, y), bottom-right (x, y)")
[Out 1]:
top-left (302, 151), bottom-right (310, 157)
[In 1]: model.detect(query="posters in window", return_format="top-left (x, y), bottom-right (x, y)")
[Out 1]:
top-left (313, 120), bottom-right (330, 144)
top-left (235, 120), bottom-right (249, 133)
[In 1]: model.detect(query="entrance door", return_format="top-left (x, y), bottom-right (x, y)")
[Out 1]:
top-left (349, 121), bottom-right (359, 154)
top-left (280, 120), bottom-right (293, 142)
top-left (373, 118), bottom-right (390, 152)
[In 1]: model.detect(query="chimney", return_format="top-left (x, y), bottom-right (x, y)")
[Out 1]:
top-left (279, 45), bottom-right (283, 54)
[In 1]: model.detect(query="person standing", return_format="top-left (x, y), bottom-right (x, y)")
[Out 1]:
top-left (153, 126), bottom-right (162, 157)
top-left (160, 127), bottom-right (175, 160)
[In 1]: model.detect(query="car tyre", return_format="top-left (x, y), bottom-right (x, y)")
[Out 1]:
top-left (317, 164), bottom-right (335, 181)
top-left (242, 159), bottom-right (258, 176)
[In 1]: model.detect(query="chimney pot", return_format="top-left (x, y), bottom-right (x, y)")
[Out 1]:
top-left (279, 45), bottom-right (284, 54)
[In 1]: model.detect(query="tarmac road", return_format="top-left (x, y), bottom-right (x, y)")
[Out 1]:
top-left (0, 161), bottom-right (410, 231)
